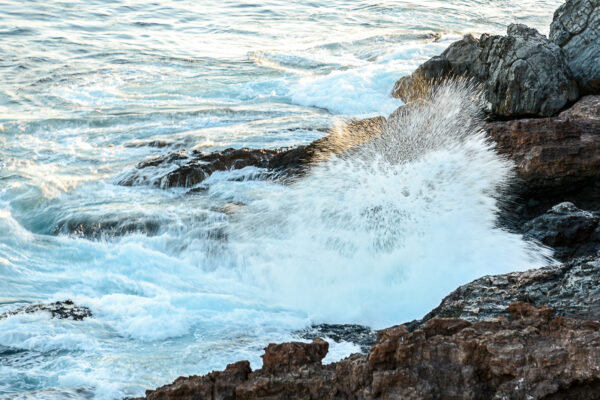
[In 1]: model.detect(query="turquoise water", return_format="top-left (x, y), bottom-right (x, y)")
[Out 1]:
top-left (1, 1), bottom-right (560, 398)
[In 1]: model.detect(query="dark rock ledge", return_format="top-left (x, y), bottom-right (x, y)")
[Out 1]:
top-left (0, 300), bottom-right (92, 321)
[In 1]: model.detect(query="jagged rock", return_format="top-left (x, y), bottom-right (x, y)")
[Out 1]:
top-left (0, 300), bottom-right (92, 321)
top-left (139, 303), bottom-right (600, 400)
top-left (414, 256), bottom-right (600, 325)
top-left (119, 117), bottom-right (385, 189)
top-left (393, 25), bottom-right (579, 117)
top-left (261, 338), bottom-right (328, 374)
top-left (480, 24), bottom-right (579, 117)
top-left (523, 202), bottom-right (600, 260)
top-left (550, 0), bottom-right (600, 94)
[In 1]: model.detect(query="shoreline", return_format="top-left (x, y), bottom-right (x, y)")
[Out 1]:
top-left (133, 0), bottom-right (600, 398)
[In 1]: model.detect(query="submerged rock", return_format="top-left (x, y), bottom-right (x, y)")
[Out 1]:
top-left (0, 300), bottom-right (92, 321)
top-left (139, 303), bottom-right (600, 400)
top-left (550, 0), bottom-right (600, 94)
top-left (393, 24), bottom-right (579, 117)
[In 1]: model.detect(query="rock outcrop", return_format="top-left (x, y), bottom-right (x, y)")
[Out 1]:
top-left (139, 302), bottom-right (600, 400)
top-left (0, 300), bottom-right (92, 321)
top-left (550, 0), bottom-right (600, 94)
top-left (118, 117), bottom-right (385, 189)
top-left (484, 96), bottom-right (600, 201)
top-left (523, 202), bottom-right (600, 260)
top-left (415, 256), bottom-right (600, 325)
top-left (393, 24), bottom-right (580, 117)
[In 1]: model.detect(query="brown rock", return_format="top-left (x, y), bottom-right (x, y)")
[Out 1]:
top-left (144, 361), bottom-right (251, 400)
top-left (140, 303), bottom-right (600, 400)
top-left (119, 117), bottom-right (386, 189)
top-left (261, 338), bottom-right (329, 374)
top-left (485, 99), bottom-right (600, 195)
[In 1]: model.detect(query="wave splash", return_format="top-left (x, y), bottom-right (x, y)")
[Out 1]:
top-left (226, 80), bottom-right (552, 328)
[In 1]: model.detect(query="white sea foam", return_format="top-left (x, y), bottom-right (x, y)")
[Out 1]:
top-left (226, 81), bottom-right (552, 327)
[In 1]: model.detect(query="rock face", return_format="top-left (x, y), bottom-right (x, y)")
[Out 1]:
top-left (523, 202), bottom-right (600, 260)
top-left (484, 96), bottom-right (600, 198)
top-left (0, 300), bottom-right (92, 321)
top-left (480, 24), bottom-right (579, 117)
top-left (393, 24), bottom-right (579, 117)
top-left (550, 0), bottom-right (600, 94)
top-left (140, 303), bottom-right (600, 400)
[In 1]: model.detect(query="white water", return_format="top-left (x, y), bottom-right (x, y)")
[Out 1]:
top-left (0, 1), bottom-right (561, 398)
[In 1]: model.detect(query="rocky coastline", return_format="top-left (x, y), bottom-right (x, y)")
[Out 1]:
top-left (17, 0), bottom-right (597, 398)
top-left (130, 1), bottom-right (600, 398)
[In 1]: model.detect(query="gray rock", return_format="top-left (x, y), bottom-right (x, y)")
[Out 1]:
top-left (480, 24), bottom-right (579, 117)
top-left (413, 256), bottom-right (600, 326)
top-left (523, 202), bottom-right (600, 260)
top-left (440, 33), bottom-right (483, 78)
top-left (393, 25), bottom-right (580, 117)
top-left (550, 0), bottom-right (600, 94)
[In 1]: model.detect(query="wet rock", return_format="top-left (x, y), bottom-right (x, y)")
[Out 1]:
top-left (295, 324), bottom-right (377, 353)
top-left (523, 202), bottom-right (600, 260)
top-left (393, 24), bottom-right (579, 117)
top-left (550, 0), bottom-right (600, 94)
top-left (414, 256), bottom-right (600, 325)
top-left (119, 117), bottom-right (385, 189)
top-left (0, 300), bottom-right (92, 321)
top-left (54, 215), bottom-right (162, 239)
top-left (139, 303), bottom-right (600, 400)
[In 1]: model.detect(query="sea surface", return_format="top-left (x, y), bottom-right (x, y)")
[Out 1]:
top-left (1, 1), bottom-right (561, 398)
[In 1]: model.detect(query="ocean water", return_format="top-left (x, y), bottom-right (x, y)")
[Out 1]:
top-left (0, 1), bottom-right (561, 399)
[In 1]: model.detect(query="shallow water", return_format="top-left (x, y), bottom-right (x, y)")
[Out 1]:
top-left (1, 1), bottom-right (561, 398)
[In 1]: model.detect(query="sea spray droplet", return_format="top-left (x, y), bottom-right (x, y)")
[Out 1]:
top-left (227, 80), bottom-right (553, 328)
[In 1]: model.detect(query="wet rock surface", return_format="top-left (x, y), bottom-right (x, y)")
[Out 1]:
top-left (295, 324), bottom-right (377, 353)
top-left (393, 24), bottom-right (579, 117)
top-left (523, 202), bottom-right (600, 260)
top-left (414, 256), bottom-right (600, 325)
top-left (118, 117), bottom-right (385, 189)
top-left (0, 300), bottom-right (92, 321)
top-left (550, 0), bottom-right (600, 94)
top-left (139, 303), bottom-right (600, 400)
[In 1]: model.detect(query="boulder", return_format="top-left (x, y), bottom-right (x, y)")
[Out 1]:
top-left (550, 0), bottom-right (600, 94)
top-left (393, 24), bottom-right (580, 117)
top-left (261, 339), bottom-right (329, 374)
top-left (480, 24), bottom-right (579, 117)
